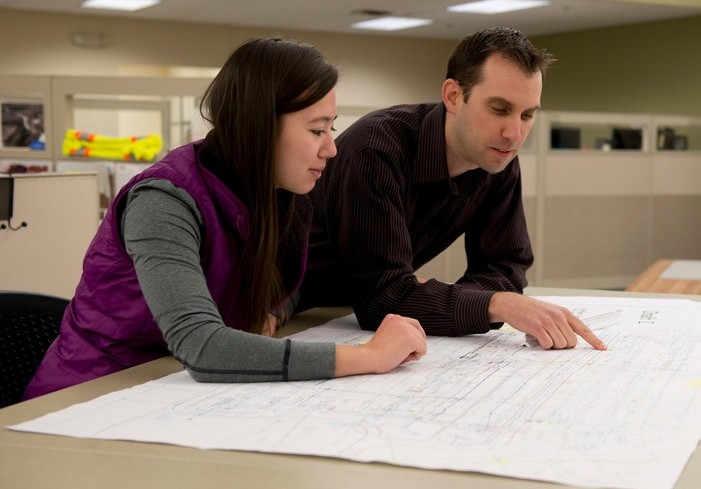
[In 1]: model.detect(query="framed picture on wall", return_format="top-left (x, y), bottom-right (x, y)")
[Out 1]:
top-left (1, 101), bottom-right (45, 149)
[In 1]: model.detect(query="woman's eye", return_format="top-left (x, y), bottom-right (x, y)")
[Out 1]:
top-left (312, 127), bottom-right (336, 136)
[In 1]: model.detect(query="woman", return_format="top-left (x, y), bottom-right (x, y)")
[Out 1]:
top-left (23, 38), bottom-right (426, 400)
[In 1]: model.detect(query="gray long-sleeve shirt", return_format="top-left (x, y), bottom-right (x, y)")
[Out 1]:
top-left (122, 178), bottom-right (336, 382)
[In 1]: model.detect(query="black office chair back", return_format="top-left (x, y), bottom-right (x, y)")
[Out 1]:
top-left (0, 292), bottom-right (69, 408)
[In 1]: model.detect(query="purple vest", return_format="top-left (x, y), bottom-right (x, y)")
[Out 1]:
top-left (24, 141), bottom-right (307, 399)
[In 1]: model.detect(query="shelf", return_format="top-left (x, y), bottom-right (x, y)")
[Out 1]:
top-left (0, 75), bottom-right (211, 166)
top-left (1, 75), bottom-right (212, 211)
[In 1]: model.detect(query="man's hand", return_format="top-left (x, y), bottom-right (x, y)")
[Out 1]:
top-left (488, 292), bottom-right (607, 350)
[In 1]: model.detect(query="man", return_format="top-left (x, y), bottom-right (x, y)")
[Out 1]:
top-left (300, 27), bottom-right (606, 351)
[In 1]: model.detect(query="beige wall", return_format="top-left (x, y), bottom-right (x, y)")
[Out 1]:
top-left (532, 15), bottom-right (701, 116)
top-left (1, 9), bottom-right (700, 115)
top-left (0, 9), bottom-right (451, 108)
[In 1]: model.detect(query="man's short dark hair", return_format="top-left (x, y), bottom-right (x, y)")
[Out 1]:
top-left (446, 27), bottom-right (556, 101)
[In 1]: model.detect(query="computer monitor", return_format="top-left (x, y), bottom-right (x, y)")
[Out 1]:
top-left (550, 127), bottom-right (581, 149)
top-left (611, 128), bottom-right (643, 150)
top-left (0, 177), bottom-right (13, 221)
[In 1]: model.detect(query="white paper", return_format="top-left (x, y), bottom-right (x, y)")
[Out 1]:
top-left (9, 296), bottom-right (701, 489)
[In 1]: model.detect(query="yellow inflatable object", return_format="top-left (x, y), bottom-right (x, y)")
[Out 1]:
top-left (62, 129), bottom-right (163, 162)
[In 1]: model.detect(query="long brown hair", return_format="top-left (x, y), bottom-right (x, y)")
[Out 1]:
top-left (199, 38), bottom-right (338, 334)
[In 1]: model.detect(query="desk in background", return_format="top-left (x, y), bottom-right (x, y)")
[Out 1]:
top-left (2, 288), bottom-right (701, 489)
top-left (626, 259), bottom-right (701, 295)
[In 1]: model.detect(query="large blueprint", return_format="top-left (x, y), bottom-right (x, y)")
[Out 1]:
top-left (10, 296), bottom-right (701, 489)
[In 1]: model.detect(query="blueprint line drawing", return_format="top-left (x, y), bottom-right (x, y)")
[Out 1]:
top-left (573, 306), bottom-right (623, 330)
top-left (9, 296), bottom-right (701, 489)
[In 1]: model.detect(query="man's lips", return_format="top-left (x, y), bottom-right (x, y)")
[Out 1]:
top-left (492, 147), bottom-right (514, 157)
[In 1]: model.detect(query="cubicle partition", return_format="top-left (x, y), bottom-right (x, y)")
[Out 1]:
top-left (0, 172), bottom-right (100, 298)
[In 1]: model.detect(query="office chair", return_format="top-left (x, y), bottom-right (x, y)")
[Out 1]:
top-left (0, 291), bottom-right (69, 408)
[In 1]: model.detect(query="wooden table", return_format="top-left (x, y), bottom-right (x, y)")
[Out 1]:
top-left (626, 259), bottom-right (701, 294)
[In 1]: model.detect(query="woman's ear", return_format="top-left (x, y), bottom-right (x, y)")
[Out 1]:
top-left (441, 78), bottom-right (463, 114)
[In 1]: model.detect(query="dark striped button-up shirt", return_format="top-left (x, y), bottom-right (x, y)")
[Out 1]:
top-left (301, 103), bottom-right (533, 336)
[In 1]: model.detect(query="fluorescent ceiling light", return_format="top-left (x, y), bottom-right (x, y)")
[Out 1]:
top-left (81, 0), bottom-right (161, 12)
top-left (351, 16), bottom-right (433, 31)
top-left (448, 0), bottom-right (550, 15)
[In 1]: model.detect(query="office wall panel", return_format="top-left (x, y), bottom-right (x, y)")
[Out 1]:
top-left (519, 154), bottom-right (538, 198)
top-left (652, 157), bottom-right (701, 195)
top-left (542, 196), bottom-right (649, 282)
top-left (545, 155), bottom-right (653, 197)
top-left (651, 196), bottom-right (701, 260)
top-left (523, 197), bottom-right (537, 284)
top-left (0, 173), bottom-right (100, 298)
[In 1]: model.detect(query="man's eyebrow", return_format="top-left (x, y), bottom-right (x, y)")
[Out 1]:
top-left (487, 97), bottom-right (541, 112)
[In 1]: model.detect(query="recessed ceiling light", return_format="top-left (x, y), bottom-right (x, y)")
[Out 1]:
top-left (81, 0), bottom-right (161, 12)
top-left (351, 16), bottom-right (433, 32)
top-left (448, 0), bottom-right (550, 15)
